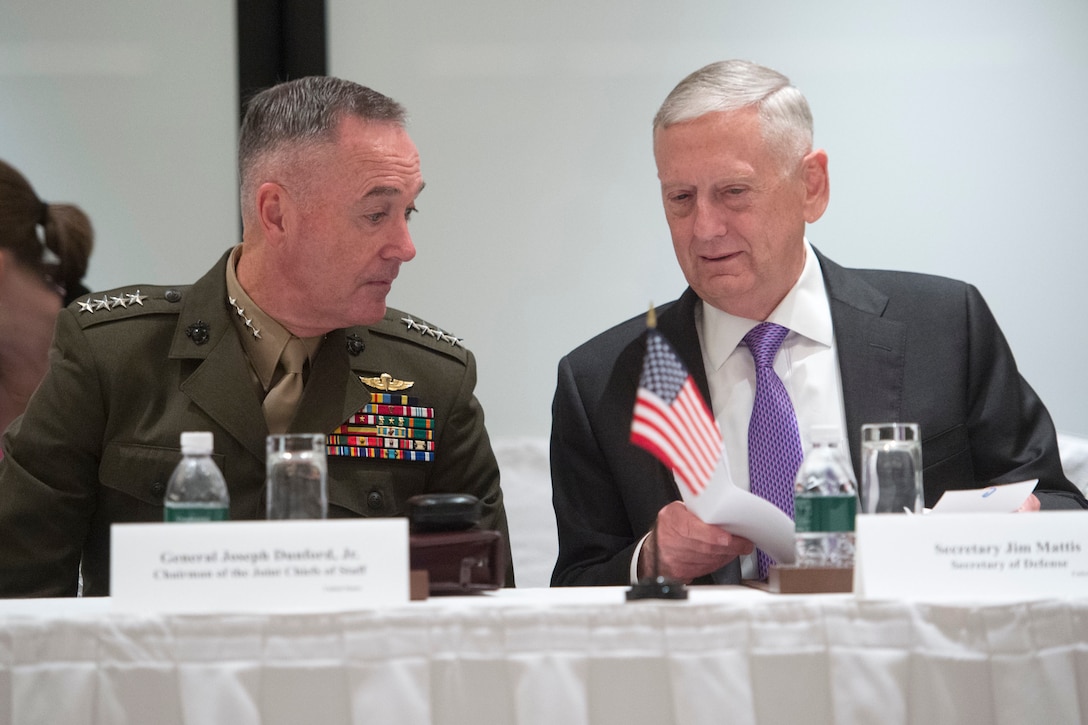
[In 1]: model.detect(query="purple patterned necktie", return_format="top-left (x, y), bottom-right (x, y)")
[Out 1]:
top-left (743, 322), bottom-right (803, 579)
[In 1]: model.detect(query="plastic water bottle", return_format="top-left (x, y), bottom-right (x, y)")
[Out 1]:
top-left (793, 426), bottom-right (858, 567)
top-left (163, 431), bottom-right (230, 522)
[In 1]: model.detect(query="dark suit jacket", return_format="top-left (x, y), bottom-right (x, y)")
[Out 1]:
top-left (0, 251), bottom-right (512, 596)
top-left (550, 250), bottom-right (1086, 586)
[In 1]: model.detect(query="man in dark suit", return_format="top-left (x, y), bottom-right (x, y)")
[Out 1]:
top-left (0, 76), bottom-right (512, 596)
top-left (550, 60), bottom-right (1085, 588)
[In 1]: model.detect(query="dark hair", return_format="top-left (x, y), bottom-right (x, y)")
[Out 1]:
top-left (0, 159), bottom-right (93, 305)
top-left (238, 76), bottom-right (408, 216)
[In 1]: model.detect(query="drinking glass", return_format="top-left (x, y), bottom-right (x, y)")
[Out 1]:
top-left (266, 433), bottom-right (328, 519)
top-left (860, 423), bottom-right (923, 514)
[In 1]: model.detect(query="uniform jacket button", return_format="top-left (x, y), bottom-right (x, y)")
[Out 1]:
top-left (366, 491), bottom-right (384, 510)
top-left (164, 289), bottom-right (182, 303)
top-left (150, 481), bottom-right (166, 497)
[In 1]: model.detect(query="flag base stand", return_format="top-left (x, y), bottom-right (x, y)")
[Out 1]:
top-left (746, 565), bottom-right (854, 594)
top-left (626, 576), bottom-right (689, 601)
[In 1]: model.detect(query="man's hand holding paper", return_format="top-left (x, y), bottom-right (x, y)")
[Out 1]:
top-left (638, 501), bottom-right (755, 582)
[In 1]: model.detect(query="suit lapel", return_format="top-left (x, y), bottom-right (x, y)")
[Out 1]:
top-left (815, 250), bottom-right (907, 475)
top-left (656, 289), bottom-right (712, 404)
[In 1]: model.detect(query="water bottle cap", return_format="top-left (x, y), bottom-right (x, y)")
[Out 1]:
top-left (810, 425), bottom-right (840, 445)
top-left (180, 431), bottom-right (214, 454)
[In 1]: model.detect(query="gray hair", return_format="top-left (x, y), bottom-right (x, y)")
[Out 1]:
top-left (238, 76), bottom-right (408, 216)
top-left (653, 60), bottom-right (814, 169)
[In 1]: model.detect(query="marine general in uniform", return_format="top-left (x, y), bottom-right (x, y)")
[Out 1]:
top-left (0, 76), bottom-right (512, 596)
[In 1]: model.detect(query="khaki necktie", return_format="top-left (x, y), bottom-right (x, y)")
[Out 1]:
top-left (263, 337), bottom-right (307, 434)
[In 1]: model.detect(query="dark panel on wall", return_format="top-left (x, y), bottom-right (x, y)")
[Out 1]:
top-left (237, 0), bottom-right (327, 122)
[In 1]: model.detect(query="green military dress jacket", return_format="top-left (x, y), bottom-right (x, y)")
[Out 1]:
top-left (0, 252), bottom-right (512, 596)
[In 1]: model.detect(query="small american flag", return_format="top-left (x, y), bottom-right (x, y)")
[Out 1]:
top-left (630, 329), bottom-right (723, 496)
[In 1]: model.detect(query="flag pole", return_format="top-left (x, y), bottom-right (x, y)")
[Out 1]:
top-left (627, 301), bottom-right (688, 601)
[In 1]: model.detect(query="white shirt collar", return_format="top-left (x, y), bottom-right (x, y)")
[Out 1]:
top-left (699, 239), bottom-right (834, 372)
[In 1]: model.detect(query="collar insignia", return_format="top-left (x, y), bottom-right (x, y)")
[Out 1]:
top-left (185, 320), bottom-right (210, 345)
top-left (346, 333), bottom-right (366, 356)
top-left (228, 296), bottom-right (261, 339)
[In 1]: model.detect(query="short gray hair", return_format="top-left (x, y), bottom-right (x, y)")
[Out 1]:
top-left (653, 60), bottom-right (814, 168)
top-left (238, 76), bottom-right (408, 216)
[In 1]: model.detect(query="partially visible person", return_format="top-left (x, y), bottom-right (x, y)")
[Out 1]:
top-left (0, 77), bottom-right (512, 596)
top-left (550, 59), bottom-right (1086, 588)
top-left (0, 159), bottom-right (93, 436)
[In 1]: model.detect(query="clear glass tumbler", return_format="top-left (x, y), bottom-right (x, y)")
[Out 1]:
top-left (266, 433), bottom-right (328, 519)
top-left (860, 423), bottom-right (923, 514)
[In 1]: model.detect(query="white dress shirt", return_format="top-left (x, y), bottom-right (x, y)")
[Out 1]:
top-left (699, 240), bottom-right (849, 579)
top-left (630, 240), bottom-right (850, 583)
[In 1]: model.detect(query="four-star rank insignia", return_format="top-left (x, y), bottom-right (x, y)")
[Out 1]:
top-left (360, 372), bottom-right (414, 392)
top-left (77, 289), bottom-right (147, 314)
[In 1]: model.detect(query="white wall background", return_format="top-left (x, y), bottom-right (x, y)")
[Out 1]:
top-left (329, 0), bottom-right (1088, 440)
top-left (2, 1), bottom-right (1086, 442)
top-left (0, 1), bottom-right (237, 291)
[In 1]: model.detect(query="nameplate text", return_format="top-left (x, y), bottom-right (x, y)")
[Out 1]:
top-left (854, 512), bottom-right (1088, 601)
top-left (111, 519), bottom-right (409, 613)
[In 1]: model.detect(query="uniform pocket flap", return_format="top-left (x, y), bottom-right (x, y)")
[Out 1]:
top-left (100, 442), bottom-right (226, 506)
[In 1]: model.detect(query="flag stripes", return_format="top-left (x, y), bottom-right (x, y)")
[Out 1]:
top-left (630, 330), bottom-right (723, 496)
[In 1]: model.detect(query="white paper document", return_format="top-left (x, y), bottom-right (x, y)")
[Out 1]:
top-left (930, 479), bottom-right (1037, 513)
top-left (680, 456), bottom-right (797, 565)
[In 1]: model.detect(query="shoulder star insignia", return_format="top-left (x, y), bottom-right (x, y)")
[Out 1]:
top-left (93, 296), bottom-right (112, 311)
top-left (110, 295), bottom-right (128, 308)
top-left (360, 372), bottom-right (415, 392)
top-left (401, 317), bottom-right (418, 331)
top-left (126, 290), bottom-right (147, 306)
top-left (78, 298), bottom-right (95, 314)
top-left (427, 328), bottom-right (444, 339)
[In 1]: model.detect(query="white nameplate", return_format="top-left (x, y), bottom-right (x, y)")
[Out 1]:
top-left (854, 511), bottom-right (1088, 601)
top-left (111, 519), bottom-right (409, 613)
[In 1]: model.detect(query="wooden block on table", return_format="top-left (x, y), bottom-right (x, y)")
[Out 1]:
top-left (410, 569), bottom-right (429, 600)
top-left (745, 566), bottom-right (854, 594)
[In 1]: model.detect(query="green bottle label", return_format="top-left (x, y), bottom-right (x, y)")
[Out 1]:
top-left (164, 505), bottom-right (229, 523)
top-left (794, 494), bottom-right (856, 533)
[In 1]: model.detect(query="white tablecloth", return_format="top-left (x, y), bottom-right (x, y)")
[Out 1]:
top-left (1, 587), bottom-right (1086, 725)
